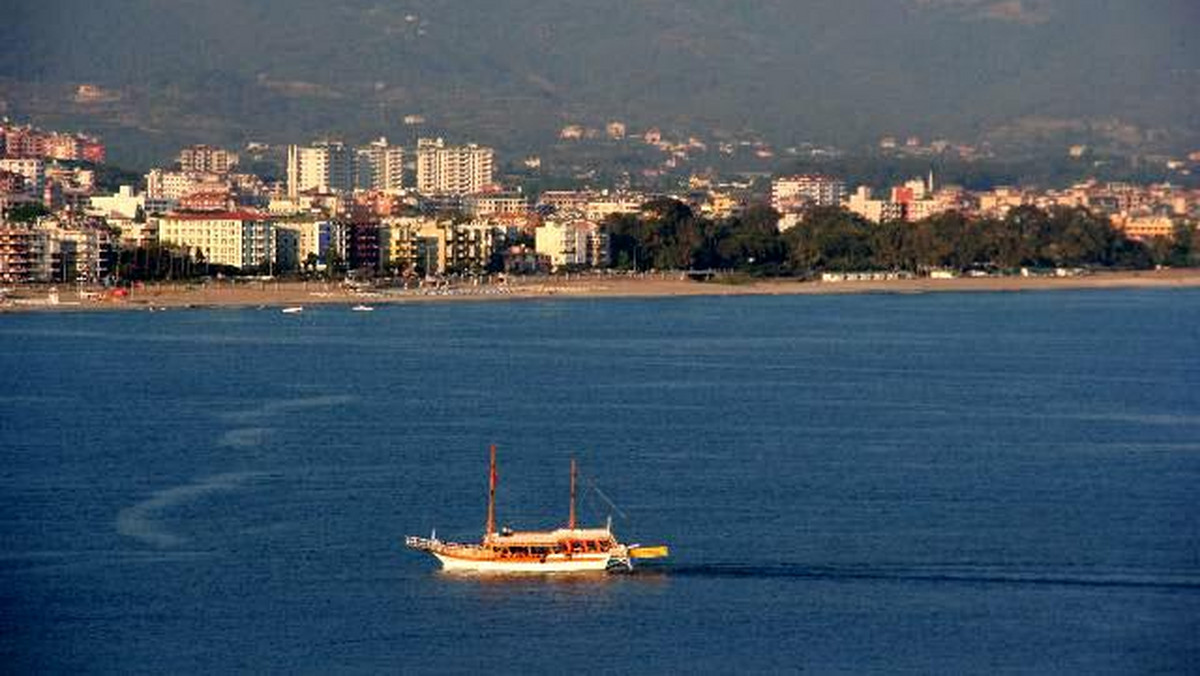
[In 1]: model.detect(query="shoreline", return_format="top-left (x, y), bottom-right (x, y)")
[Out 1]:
top-left (2, 269), bottom-right (1199, 313)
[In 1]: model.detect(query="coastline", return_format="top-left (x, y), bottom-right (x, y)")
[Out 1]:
top-left (2, 268), bottom-right (1199, 313)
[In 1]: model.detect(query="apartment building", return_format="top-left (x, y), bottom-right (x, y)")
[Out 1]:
top-left (846, 187), bottom-right (904, 224)
top-left (287, 141), bottom-right (354, 198)
top-left (771, 175), bottom-right (846, 212)
top-left (88, 185), bottom-right (145, 219)
top-left (158, 211), bottom-right (274, 270)
top-left (0, 220), bottom-right (112, 282)
top-left (536, 220), bottom-right (609, 270)
top-left (178, 145), bottom-right (239, 174)
top-left (1112, 215), bottom-right (1178, 241)
top-left (355, 138), bottom-right (405, 192)
top-left (0, 158), bottom-right (45, 194)
top-left (462, 192), bottom-right (528, 218)
top-left (1, 125), bottom-right (105, 164)
top-left (538, 190), bottom-right (649, 220)
top-left (274, 219), bottom-right (339, 269)
top-left (145, 169), bottom-right (228, 213)
top-left (382, 217), bottom-right (508, 275)
top-left (415, 138), bottom-right (495, 196)
top-left (36, 220), bottom-right (113, 282)
top-left (584, 193), bottom-right (649, 221)
top-left (0, 224), bottom-right (37, 282)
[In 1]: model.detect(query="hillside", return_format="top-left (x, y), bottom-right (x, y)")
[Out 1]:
top-left (2, 0), bottom-right (1196, 168)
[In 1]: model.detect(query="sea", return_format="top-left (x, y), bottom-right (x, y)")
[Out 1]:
top-left (1, 289), bottom-right (1197, 674)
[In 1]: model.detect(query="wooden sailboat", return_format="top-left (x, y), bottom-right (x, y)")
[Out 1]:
top-left (406, 445), bottom-right (668, 573)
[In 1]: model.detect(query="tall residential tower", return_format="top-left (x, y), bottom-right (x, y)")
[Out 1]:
top-left (355, 138), bottom-right (405, 192)
top-left (415, 138), bottom-right (495, 196)
top-left (287, 141), bottom-right (354, 198)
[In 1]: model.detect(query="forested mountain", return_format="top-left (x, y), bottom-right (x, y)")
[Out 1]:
top-left (2, 1), bottom-right (1196, 167)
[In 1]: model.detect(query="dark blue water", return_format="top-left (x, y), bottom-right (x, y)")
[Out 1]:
top-left (2, 291), bottom-right (1198, 673)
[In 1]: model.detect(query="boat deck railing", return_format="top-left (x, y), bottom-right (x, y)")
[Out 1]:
top-left (406, 536), bottom-right (479, 551)
top-left (405, 536), bottom-right (439, 551)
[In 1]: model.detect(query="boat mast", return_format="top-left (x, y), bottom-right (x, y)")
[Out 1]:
top-left (485, 444), bottom-right (497, 539)
top-left (568, 457), bottom-right (577, 530)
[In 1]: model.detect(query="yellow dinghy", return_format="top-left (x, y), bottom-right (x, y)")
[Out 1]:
top-left (629, 545), bottom-right (670, 559)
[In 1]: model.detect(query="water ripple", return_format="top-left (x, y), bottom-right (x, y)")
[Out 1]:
top-left (116, 472), bottom-right (259, 548)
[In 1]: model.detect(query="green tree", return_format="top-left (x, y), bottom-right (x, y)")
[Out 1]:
top-left (868, 220), bottom-right (912, 271)
top-left (782, 206), bottom-right (873, 273)
top-left (604, 213), bottom-right (652, 270)
top-left (640, 198), bottom-right (699, 270)
top-left (323, 247), bottom-right (345, 277)
top-left (194, 247), bottom-right (208, 276)
top-left (1163, 222), bottom-right (1199, 267)
top-left (4, 203), bottom-right (49, 223)
top-left (714, 205), bottom-right (785, 272)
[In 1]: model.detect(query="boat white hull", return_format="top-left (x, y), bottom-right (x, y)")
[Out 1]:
top-left (432, 552), bottom-right (617, 574)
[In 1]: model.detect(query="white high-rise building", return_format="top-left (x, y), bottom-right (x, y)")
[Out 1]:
top-left (355, 137), bottom-right (405, 192)
top-left (771, 175), bottom-right (846, 212)
top-left (287, 142), bottom-right (354, 197)
top-left (415, 138), bottom-right (495, 196)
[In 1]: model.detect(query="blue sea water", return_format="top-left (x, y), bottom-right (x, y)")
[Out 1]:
top-left (1, 290), bottom-right (1198, 673)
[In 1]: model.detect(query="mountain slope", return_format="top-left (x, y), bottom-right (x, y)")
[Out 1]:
top-left (2, 0), bottom-right (1196, 167)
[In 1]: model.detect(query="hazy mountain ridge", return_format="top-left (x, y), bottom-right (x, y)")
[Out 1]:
top-left (2, 1), bottom-right (1196, 167)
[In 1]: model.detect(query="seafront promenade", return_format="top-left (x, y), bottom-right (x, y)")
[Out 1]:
top-left (3, 269), bottom-right (1199, 313)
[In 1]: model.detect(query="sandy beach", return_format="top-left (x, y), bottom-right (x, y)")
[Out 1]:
top-left (2, 269), bottom-right (1199, 313)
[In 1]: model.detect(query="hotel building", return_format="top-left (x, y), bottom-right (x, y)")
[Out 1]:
top-left (158, 211), bottom-right (275, 270)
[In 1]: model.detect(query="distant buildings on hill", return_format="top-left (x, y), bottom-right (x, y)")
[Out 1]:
top-left (178, 145), bottom-right (239, 174)
top-left (0, 121), bottom-right (105, 164)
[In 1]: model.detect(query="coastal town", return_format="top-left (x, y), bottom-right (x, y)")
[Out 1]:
top-left (0, 118), bottom-right (1198, 297)
top-left (5, 5), bottom-right (1199, 672)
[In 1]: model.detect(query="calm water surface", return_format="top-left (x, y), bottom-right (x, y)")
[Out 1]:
top-left (1, 290), bottom-right (1198, 673)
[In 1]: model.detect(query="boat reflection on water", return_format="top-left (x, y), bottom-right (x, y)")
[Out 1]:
top-left (435, 565), bottom-right (672, 606)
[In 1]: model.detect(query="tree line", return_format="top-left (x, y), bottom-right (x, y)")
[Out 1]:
top-left (604, 199), bottom-right (1198, 275)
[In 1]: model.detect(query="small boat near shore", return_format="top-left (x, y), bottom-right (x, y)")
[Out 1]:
top-left (406, 445), bottom-right (669, 573)
top-left (281, 306), bottom-right (304, 314)
top-left (351, 304), bottom-right (375, 312)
